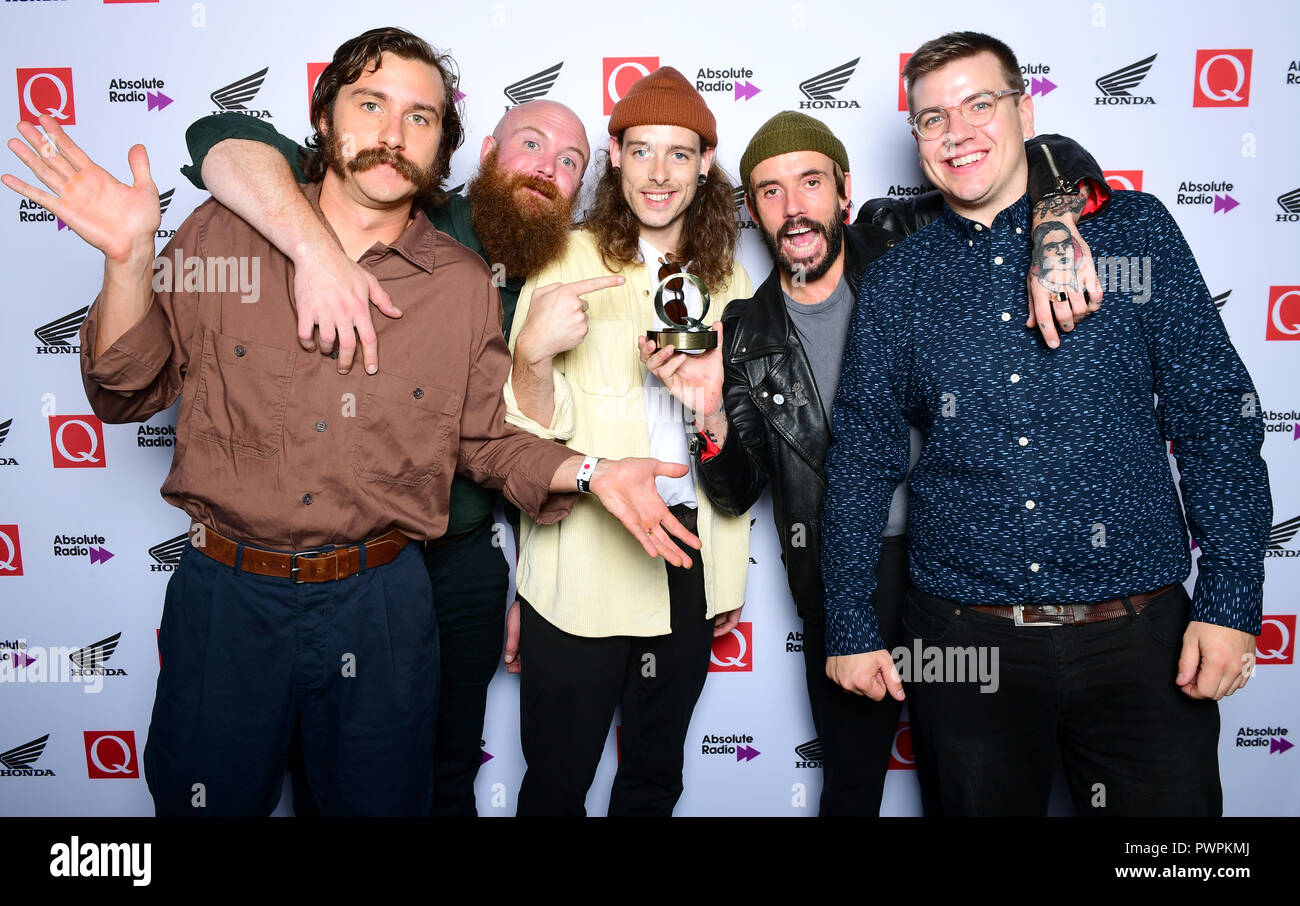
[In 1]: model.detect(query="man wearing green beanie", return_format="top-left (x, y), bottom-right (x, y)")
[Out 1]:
top-left (640, 109), bottom-right (1108, 814)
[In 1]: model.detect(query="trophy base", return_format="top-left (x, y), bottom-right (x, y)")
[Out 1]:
top-left (646, 329), bottom-right (717, 351)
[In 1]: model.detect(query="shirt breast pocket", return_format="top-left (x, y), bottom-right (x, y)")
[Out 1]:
top-left (570, 318), bottom-right (638, 397)
top-left (190, 329), bottom-right (294, 459)
top-left (352, 372), bottom-right (462, 488)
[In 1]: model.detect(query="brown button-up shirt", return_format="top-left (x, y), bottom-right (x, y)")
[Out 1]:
top-left (80, 182), bottom-right (574, 549)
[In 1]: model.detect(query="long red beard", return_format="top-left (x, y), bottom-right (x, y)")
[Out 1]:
top-left (466, 149), bottom-right (576, 280)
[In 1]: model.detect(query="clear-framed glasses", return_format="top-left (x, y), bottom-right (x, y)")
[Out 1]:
top-left (907, 89), bottom-right (1023, 140)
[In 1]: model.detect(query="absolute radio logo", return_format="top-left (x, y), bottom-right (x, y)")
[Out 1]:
top-left (0, 418), bottom-right (16, 466)
top-left (84, 730), bottom-right (140, 778)
top-left (1267, 516), bottom-right (1300, 557)
top-left (1095, 54), bottom-right (1157, 105)
top-left (700, 732), bottom-right (760, 761)
top-left (0, 524), bottom-right (25, 576)
top-left (210, 67), bottom-right (271, 117)
top-left (709, 621), bottom-right (752, 672)
top-left (1257, 615), bottom-right (1295, 665)
top-left (1021, 61), bottom-right (1057, 97)
top-left (1193, 50), bottom-right (1251, 107)
top-left (693, 65), bottom-right (760, 102)
top-left (0, 639), bottom-right (28, 664)
top-left (1176, 178), bottom-right (1237, 213)
top-left (794, 737), bottom-right (823, 769)
top-left (49, 414), bottom-right (106, 468)
top-left (1262, 404), bottom-right (1300, 440)
top-left (137, 420), bottom-right (176, 448)
top-left (888, 722), bottom-right (915, 770)
top-left (149, 531), bottom-right (188, 572)
top-left (602, 57), bottom-right (658, 115)
top-left (1267, 286), bottom-right (1300, 340)
top-left (34, 305), bottom-right (88, 353)
top-left (883, 181), bottom-right (929, 200)
top-left (0, 734), bottom-right (55, 777)
top-left (798, 58), bottom-right (860, 109)
top-left (503, 62), bottom-right (562, 110)
top-left (1234, 725), bottom-right (1292, 754)
top-left (107, 75), bottom-right (170, 111)
top-left (784, 629), bottom-right (803, 653)
top-left (1104, 170), bottom-right (1144, 192)
top-left (16, 67), bottom-right (75, 124)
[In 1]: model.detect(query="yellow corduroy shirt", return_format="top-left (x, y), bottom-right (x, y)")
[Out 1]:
top-left (505, 227), bottom-right (754, 638)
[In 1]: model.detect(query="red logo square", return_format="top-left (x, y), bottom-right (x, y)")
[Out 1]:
top-left (897, 53), bottom-right (913, 112)
top-left (888, 721), bottom-right (915, 770)
top-left (602, 57), bottom-right (658, 115)
top-left (49, 415), bottom-right (106, 468)
top-left (307, 62), bottom-right (329, 117)
top-left (0, 525), bottom-right (23, 577)
top-left (1194, 50), bottom-right (1251, 108)
top-left (17, 68), bottom-right (75, 125)
top-left (1258, 615), bottom-right (1295, 665)
top-left (84, 731), bottom-right (140, 778)
top-left (709, 621), bottom-right (752, 672)
top-left (1103, 170), bottom-right (1144, 192)
top-left (1267, 286), bottom-right (1300, 340)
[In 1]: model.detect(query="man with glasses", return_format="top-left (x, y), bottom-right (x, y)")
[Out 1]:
top-left (822, 31), bottom-right (1270, 816)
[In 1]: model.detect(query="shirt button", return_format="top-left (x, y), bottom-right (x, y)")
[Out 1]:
top-left (994, 256), bottom-right (1004, 265)
top-left (315, 420), bottom-right (327, 432)
top-left (1001, 312), bottom-right (1011, 322)
top-left (302, 493), bottom-right (314, 505)
top-left (1030, 562), bottom-right (1040, 572)
top-left (1025, 499), bottom-right (1036, 510)
top-left (1010, 373), bottom-right (1021, 383)
top-left (773, 393), bottom-right (785, 405)
top-left (412, 388), bottom-right (424, 399)
top-left (1015, 227), bottom-right (1023, 235)
top-left (760, 391), bottom-right (768, 398)
top-left (234, 345), bottom-right (246, 357)
top-left (1018, 436), bottom-right (1028, 446)
top-left (974, 224), bottom-right (983, 231)
top-left (968, 239), bottom-right (974, 247)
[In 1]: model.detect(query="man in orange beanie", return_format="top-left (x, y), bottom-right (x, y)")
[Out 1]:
top-left (504, 66), bottom-right (753, 816)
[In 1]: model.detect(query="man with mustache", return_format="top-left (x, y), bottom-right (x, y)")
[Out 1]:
top-left (180, 90), bottom-right (593, 816)
top-left (3, 27), bottom-right (696, 816)
top-left (640, 110), bottom-right (1109, 815)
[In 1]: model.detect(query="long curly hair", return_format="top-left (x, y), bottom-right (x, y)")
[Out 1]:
top-left (301, 27), bottom-right (464, 206)
top-left (582, 154), bottom-right (740, 293)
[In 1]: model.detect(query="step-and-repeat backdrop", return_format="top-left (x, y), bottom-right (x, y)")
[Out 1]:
top-left (1, 0), bottom-right (1296, 817)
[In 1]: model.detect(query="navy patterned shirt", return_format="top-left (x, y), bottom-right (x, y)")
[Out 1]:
top-left (821, 191), bottom-right (1271, 657)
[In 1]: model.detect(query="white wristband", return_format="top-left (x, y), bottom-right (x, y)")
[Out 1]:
top-left (576, 455), bottom-right (599, 494)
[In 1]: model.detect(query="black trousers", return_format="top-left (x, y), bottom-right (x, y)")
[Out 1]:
top-left (903, 583), bottom-right (1222, 816)
top-left (800, 535), bottom-right (908, 816)
top-left (291, 519), bottom-right (508, 817)
top-left (516, 506), bottom-right (715, 816)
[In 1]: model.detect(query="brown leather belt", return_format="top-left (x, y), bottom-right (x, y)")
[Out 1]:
top-left (191, 524), bottom-right (410, 583)
top-left (967, 584), bottom-right (1176, 627)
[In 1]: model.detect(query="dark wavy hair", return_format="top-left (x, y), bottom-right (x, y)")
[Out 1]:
top-left (583, 153), bottom-right (740, 293)
top-left (902, 31), bottom-right (1025, 111)
top-left (302, 26), bottom-right (464, 205)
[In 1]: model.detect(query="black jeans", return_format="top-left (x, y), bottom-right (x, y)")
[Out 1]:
top-left (801, 535), bottom-right (908, 816)
top-left (516, 505), bottom-right (714, 817)
top-left (903, 583), bottom-right (1222, 816)
top-left (290, 519), bottom-right (507, 817)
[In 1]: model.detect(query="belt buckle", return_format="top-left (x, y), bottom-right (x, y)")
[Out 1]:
top-left (289, 548), bottom-right (328, 584)
top-left (1013, 604), bottom-right (1065, 627)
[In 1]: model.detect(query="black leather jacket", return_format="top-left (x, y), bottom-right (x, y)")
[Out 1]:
top-left (696, 135), bottom-right (1107, 623)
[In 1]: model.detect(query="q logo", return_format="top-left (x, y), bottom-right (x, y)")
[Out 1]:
top-left (84, 730), bottom-right (139, 779)
top-left (16, 68), bottom-right (76, 125)
top-left (1103, 170), bottom-right (1144, 192)
top-left (306, 62), bottom-right (328, 117)
top-left (1194, 50), bottom-right (1251, 108)
top-left (1267, 287), bottom-right (1300, 340)
top-left (0, 525), bottom-right (23, 576)
top-left (49, 415), bottom-right (105, 468)
top-left (888, 722), bottom-right (915, 770)
top-left (709, 622), bottom-right (752, 672)
top-left (1257, 616), bottom-right (1295, 665)
top-left (602, 57), bottom-right (658, 115)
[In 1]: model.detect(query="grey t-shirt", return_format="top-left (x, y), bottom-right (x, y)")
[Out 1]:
top-left (784, 277), bottom-right (920, 537)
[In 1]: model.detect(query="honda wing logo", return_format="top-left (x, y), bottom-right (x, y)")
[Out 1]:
top-left (149, 531), bottom-right (188, 571)
top-left (798, 59), bottom-right (861, 108)
top-left (70, 633), bottom-right (120, 670)
top-left (504, 62), bottom-right (562, 107)
top-left (158, 188), bottom-right (174, 216)
top-left (0, 419), bottom-right (10, 446)
top-left (34, 305), bottom-right (89, 347)
top-left (1212, 289), bottom-right (1231, 310)
top-left (1095, 54), bottom-right (1157, 105)
top-left (1278, 188), bottom-right (1300, 213)
top-left (211, 67), bottom-right (271, 117)
top-left (0, 734), bottom-right (47, 770)
top-left (1270, 515), bottom-right (1300, 549)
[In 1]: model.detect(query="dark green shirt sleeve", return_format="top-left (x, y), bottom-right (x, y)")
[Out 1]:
top-left (180, 113), bottom-right (310, 190)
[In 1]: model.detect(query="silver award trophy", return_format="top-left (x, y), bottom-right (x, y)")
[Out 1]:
top-left (646, 268), bottom-right (717, 352)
